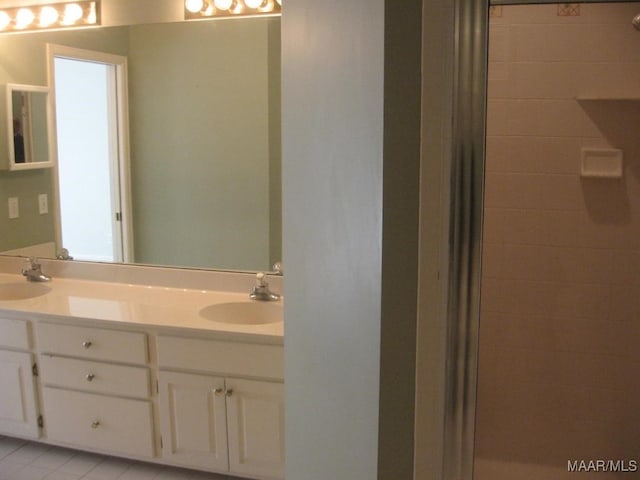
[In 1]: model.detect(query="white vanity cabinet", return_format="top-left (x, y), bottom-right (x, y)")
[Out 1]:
top-left (0, 318), bottom-right (39, 439)
top-left (157, 336), bottom-right (285, 480)
top-left (36, 322), bottom-right (155, 458)
top-left (0, 306), bottom-right (283, 479)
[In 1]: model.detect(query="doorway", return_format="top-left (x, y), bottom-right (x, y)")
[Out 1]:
top-left (445, 1), bottom-right (640, 479)
top-left (47, 44), bottom-right (133, 263)
top-left (475, 3), bottom-right (640, 477)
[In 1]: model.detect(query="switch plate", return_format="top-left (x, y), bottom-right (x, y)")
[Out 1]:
top-left (38, 194), bottom-right (48, 215)
top-left (8, 197), bottom-right (19, 219)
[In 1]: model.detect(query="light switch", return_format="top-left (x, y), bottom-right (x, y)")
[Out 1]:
top-left (8, 197), bottom-right (19, 219)
top-left (38, 194), bottom-right (48, 215)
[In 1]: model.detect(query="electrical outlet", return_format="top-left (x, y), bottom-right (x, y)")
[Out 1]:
top-left (38, 194), bottom-right (48, 215)
top-left (8, 197), bottom-right (19, 219)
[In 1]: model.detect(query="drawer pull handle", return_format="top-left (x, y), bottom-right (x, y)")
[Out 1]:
top-left (91, 421), bottom-right (100, 429)
top-left (82, 341), bottom-right (93, 349)
top-left (225, 389), bottom-right (233, 397)
top-left (85, 373), bottom-right (95, 382)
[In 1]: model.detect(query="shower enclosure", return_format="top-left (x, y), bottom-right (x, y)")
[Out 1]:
top-left (446, 1), bottom-right (640, 479)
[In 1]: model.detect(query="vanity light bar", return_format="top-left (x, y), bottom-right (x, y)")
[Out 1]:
top-left (0, 1), bottom-right (100, 33)
top-left (184, 0), bottom-right (281, 21)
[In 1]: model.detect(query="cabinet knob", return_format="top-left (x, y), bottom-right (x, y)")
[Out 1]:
top-left (225, 389), bottom-right (233, 397)
top-left (213, 388), bottom-right (224, 395)
top-left (85, 373), bottom-right (95, 382)
top-left (91, 420), bottom-right (100, 429)
top-left (82, 341), bottom-right (92, 349)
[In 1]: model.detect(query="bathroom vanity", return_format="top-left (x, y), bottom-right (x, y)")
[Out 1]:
top-left (0, 265), bottom-right (284, 480)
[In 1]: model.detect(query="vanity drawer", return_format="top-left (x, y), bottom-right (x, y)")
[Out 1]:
top-left (157, 336), bottom-right (284, 380)
top-left (37, 323), bottom-right (147, 365)
top-left (39, 355), bottom-right (150, 399)
top-left (42, 387), bottom-right (155, 458)
top-left (0, 318), bottom-right (30, 350)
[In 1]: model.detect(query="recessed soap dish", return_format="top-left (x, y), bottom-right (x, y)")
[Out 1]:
top-left (580, 148), bottom-right (623, 179)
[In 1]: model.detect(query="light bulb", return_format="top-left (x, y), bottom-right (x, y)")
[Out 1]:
top-left (214, 0), bottom-right (233, 10)
top-left (244, 0), bottom-right (263, 8)
top-left (63, 3), bottom-right (83, 24)
top-left (16, 8), bottom-right (35, 29)
top-left (87, 2), bottom-right (97, 24)
top-left (0, 11), bottom-right (10, 30)
top-left (39, 6), bottom-right (59, 27)
top-left (185, 0), bottom-right (204, 13)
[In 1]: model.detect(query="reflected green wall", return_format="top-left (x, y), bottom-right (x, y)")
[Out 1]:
top-left (0, 27), bottom-right (129, 254)
top-left (128, 19), bottom-right (281, 271)
top-left (0, 169), bottom-right (54, 252)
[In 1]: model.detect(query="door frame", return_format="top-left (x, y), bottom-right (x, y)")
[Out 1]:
top-left (46, 43), bottom-right (134, 262)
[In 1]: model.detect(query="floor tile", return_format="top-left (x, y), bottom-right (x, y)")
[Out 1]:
top-left (0, 441), bottom-right (244, 480)
top-left (44, 471), bottom-right (82, 480)
top-left (0, 437), bottom-right (28, 461)
top-left (4, 443), bottom-right (51, 465)
top-left (11, 464), bottom-right (51, 480)
top-left (0, 459), bottom-right (25, 480)
top-left (117, 463), bottom-right (163, 480)
top-left (32, 448), bottom-right (76, 470)
top-left (58, 453), bottom-right (105, 476)
top-left (83, 457), bottom-right (131, 480)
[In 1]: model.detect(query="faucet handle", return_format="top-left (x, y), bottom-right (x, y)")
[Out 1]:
top-left (22, 257), bottom-right (36, 272)
top-left (256, 272), bottom-right (268, 286)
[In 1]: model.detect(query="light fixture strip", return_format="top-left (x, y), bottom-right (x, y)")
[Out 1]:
top-left (184, 0), bottom-right (281, 21)
top-left (0, 1), bottom-right (101, 33)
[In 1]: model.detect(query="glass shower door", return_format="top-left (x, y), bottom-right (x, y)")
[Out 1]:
top-left (474, 2), bottom-right (640, 478)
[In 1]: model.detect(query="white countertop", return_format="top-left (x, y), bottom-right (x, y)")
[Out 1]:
top-left (0, 273), bottom-right (284, 343)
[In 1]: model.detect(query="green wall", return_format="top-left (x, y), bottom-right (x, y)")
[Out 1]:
top-left (0, 27), bottom-right (129, 254)
top-left (128, 19), bottom-right (281, 271)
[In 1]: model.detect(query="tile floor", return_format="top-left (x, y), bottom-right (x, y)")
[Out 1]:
top-left (0, 436), bottom-right (234, 480)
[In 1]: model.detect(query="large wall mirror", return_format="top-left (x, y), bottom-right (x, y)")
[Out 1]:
top-left (0, 17), bottom-right (281, 272)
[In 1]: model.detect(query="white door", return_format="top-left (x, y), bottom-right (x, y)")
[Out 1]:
top-left (226, 378), bottom-right (285, 479)
top-left (48, 45), bottom-right (132, 263)
top-left (0, 350), bottom-right (39, 438)
top-left (158, 371), bottom-right (229, 472)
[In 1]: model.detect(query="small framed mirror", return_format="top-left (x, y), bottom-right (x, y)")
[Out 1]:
top-left (6, 84), bottom-right (54, 171)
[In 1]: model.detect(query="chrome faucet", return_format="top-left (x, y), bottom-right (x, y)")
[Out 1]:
top-left (22, 257), bottom-right (51, 282)
top-left (250, 272), bottom-right (280, 301)
top-left (56, 248), bottom-right (73, 260)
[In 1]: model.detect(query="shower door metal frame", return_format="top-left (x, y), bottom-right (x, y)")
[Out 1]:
top-left (444, 0), bottom-right (634, 479)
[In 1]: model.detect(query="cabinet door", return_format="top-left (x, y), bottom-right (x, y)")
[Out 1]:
top-left (0, 350), bottom-right (39, 438)
top-left (226, 379), bottom-right (285, 479)
top-left (158, 371), bottom-right (229, 471)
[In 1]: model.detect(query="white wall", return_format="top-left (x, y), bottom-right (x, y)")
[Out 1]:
top-left (282, 0), bottom-right (385, 478)
top-left (283, 1), bottom-right (425, 479)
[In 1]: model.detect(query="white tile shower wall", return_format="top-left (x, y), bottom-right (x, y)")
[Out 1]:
top-left (476, 2), bottom-right (640, 474)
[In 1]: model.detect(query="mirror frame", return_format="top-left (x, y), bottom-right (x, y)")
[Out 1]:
top-left (6, 83), bottom-right (55, 171)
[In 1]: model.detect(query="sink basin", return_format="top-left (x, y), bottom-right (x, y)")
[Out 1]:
top-left (0, 282), bottom-right (51, 301)
top-left (199, 302), bottom-right (283, 325)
